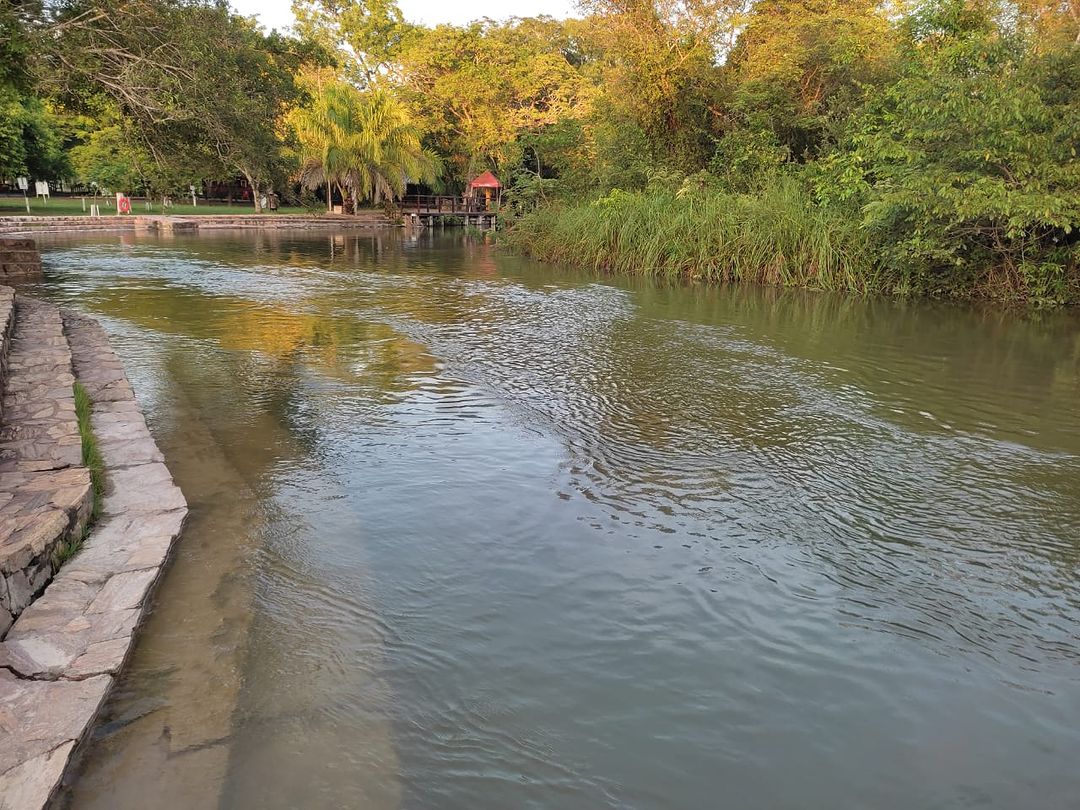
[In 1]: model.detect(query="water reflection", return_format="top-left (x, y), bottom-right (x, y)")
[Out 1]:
top-left (31, 230), bottom-right (1080, 809)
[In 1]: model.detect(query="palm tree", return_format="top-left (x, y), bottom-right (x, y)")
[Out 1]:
top-left (290, 75), bottom-right (437, 214)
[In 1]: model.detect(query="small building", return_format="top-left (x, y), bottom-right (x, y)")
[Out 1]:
top-left (466, 171), bottom-right (502, 211)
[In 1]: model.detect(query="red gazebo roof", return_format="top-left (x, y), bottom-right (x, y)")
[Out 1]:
top-left (467, 171), bottom-right (502, 190)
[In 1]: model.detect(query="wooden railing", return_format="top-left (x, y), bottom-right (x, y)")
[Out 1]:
top-left (400, 195), bottom-right (491, 215)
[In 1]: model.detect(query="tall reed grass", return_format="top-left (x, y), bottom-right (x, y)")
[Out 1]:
top-left (505, 180), bottom-right (879, 293)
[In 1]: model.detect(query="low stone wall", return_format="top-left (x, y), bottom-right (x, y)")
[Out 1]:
top-left (0, 217), bottom-right (130, 237)
top-left (0, 239), bottom-right (43, 279)
top-left (165, 213), bottom-right (396, 229)
top-left (0, 213), bottom-right (397, 237)
top-left (0, 310), bottom-right (186, 810)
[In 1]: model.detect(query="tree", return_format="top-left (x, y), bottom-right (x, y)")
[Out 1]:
top-left (0, 90), bottom-right (68, 180)
top-left (68, 114), bottom-right (211, 205)
top-left (1014, 0), bottom-right (1080, 50)
top-left (725, 0), bottom-right (896, 161)
top-left (396, 17), bottom-right (588, 183)
top-left (40, 0), bottom-right (205, 126)
top-left (0, 0), bottom-right (35, 94)
top-left (292, 0), bottom-right (412, 84)
top-left (289, 72), bottom-right (436, 212)
top-left (67, 124), bottom-right (136, 193)
top-left (0, 1), bottom-right (67, 179)
top-left (178, 11), bottom-right (305, 211)
top-left (817, 0), bottom-right (1080, 301)
top-left (574, 0), bottom-right (737, 177)
top-left (28, 1), bottom-right (309, 209)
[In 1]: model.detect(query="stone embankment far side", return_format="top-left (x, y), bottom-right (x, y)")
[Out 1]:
top-left (0, 212), bottom-right (398, 237)
top-left (0, 302), bottom-right (187, 810)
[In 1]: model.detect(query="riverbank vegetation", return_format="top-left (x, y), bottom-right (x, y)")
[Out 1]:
top-left (501, 0), bottom-right (1080, 304)
top-left (3, 0), bottom-right (1079, 303)
top-left (508, 181), bottom-right (876, 292)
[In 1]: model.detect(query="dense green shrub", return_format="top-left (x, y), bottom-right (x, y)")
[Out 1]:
top-left (814, 1), bottom-right (1080, 303)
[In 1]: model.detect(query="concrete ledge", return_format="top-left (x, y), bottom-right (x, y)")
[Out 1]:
top-left (0, 311), bottom-right (187, 810)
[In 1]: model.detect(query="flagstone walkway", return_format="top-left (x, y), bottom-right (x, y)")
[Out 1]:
top-left (0, 295), bottom-right (186, 810)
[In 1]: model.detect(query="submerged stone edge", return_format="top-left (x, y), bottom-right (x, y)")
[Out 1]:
top-left (0, 310), bottom-right (188, 810)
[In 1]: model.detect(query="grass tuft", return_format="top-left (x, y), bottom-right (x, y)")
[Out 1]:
top-left (53, 381), bottom-right (107, 569)
top-left (74, 382), bottom-right (105, 520)
top-left (51, 384), bottom-right (105, 568)
top-left (51, 523), bottom-right (90, 569)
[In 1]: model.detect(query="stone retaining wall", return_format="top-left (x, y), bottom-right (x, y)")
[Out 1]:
top-left (0, 213), bottom-right (397, 237)
top-left (0, 218), bottom-right (129, 237)
top-left (0, 288), bottom-right (14, 417)
top-left (0, 239), bottom-right (42, 279)
top-left (0, 309), bottom-right (186, 810)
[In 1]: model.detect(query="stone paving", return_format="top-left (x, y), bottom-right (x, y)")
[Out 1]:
top-left (0, 297), bottom-right (91, 633)
top-left (0, 307), bottom-right (186, 810)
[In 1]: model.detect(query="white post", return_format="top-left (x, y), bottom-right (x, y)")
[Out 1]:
top-left (17, 177), bottom-right (29, 213)
top-left (82, 197), bottom-right (86, 212)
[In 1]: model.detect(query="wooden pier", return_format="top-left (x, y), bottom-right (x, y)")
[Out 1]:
top-left (400, 195), bottom-right (498, 229)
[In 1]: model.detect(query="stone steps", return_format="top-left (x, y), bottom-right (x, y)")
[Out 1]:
top-left (0, 218), bottom-right (129, 236)
top-left (0, 296), bottom-right (92, 634)
top-left (0, 238), bottom-right (42, 278)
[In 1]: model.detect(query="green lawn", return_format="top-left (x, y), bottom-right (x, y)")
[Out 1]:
top-left (0, 196), bottom-right (314, 217)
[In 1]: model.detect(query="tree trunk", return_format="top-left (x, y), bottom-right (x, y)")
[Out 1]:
top-left (327, 181), bottom-right (332, 212)
top-left (244, 172), bottom-right (263, 213)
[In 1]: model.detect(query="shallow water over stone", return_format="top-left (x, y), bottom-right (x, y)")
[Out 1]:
top-left (28, 229), bottom-right (1080, 809)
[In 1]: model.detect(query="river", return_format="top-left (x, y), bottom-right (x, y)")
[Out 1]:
top-left (27, 229), bottom-right (1080, 809)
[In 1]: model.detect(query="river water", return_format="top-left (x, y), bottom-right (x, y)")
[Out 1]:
top-left (28, 230), bottom-right (1080, 809)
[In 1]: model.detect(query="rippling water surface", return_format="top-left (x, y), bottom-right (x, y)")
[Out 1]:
top-left (27, 230), bottom-right (1080, 809)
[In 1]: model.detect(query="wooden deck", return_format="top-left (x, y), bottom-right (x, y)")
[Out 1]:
top-left (400, 195), bottom-right (498, 228)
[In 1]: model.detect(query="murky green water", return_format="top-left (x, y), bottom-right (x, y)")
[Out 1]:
top-left (28, 229), bottom-right (1080, 808)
